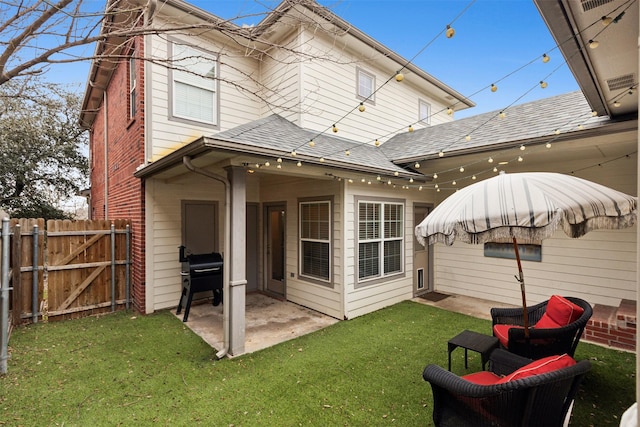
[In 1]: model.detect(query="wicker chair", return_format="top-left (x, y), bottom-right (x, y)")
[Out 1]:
top-left (491, 296), bottom-right (593, 359)
top-left (422, 349), bottom-right (591, 427)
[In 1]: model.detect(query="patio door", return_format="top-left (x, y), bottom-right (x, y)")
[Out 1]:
top-left (413, 204), bottom-right (433, 296)
top-left (265, 204), bottom-right (286, 297)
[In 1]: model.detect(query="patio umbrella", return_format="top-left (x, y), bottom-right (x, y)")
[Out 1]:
top-left (415, 171), bottom-right (637, 335)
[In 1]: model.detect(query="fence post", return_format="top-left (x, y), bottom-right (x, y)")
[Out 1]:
top-left (111, 223), bottom-right (115, 312)
top-left (1, 218), bottom-right (11, 375)
top-left (11, 224), bottom-right (21, 326)
top-left (125, 224), bottom-right (130, 310)
top-left (32, 225), bottom-right (39, 323)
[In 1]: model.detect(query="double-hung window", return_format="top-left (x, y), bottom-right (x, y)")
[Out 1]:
top-left (358, 201), bottom-right (404, 282)
top-left (170, 41), bottom-right (218, 125)
top-left (356, 68), bottom-right (375, 103)
top-left (299, 200), bottom-right (331, 283)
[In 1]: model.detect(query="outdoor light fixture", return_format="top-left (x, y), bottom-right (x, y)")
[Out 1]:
top-left (540, 81), bottom-right (548, 89)
top-left (395, 72), bottom-right (404, 82)
top-left (358, 103), bottom-right (365, 112)
top-left (588, 39), bottom-right (599, 49)
top-left (291, 150), bottom-right (297, 156)
top-left (465, 135), bottom-right (471, 141)
top-left (445, 25), bottom-right (455, 38)
top-left (488, 157), bottom-right (494, 163)
top-left (277, 157), bottom-right (283, 163)
top-left (459, 167), bottom-right (464, 172)
top-left (374, 139), bottom-right (380, 147)
top-left (546, 143), bottom-right (552, 149)
top-left (433, 173), bottom-right (438, 179)
top-left (542, 53), bottom-right (550, 63)
top-left (265, 161), bottom-right (270, 167)
top-left (499, 111), bottom-right (506, 119)
top-left (447, 107), bottom-right (454, 115)
top-left (408, 125), bottom-right (414, 132)
top-left (491, 84), bottom-right (497, 92)
top-left (439, 150), bottom-right (444, 157)
top-left (308, 140), bottom-right (315, 147)
top-left (297, 161), bottom-right (302, 167)
top-left (591, 110), bottom-right (598, 116)
top-left (414, 162), bottom-right (420, 168)
top-left (319, 157), bottom-right (325, 162)
top-left (613, 100), bottom-right (621, 107)
top-left (601, 15), bottom-right (612, 26)
top-left (332, 124), bottom-right (338, 133)
top-left (345, 150), bottom-right (350, 156)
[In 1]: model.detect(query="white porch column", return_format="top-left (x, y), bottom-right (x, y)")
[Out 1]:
top-left (226, 166), bottom-right (247, 356)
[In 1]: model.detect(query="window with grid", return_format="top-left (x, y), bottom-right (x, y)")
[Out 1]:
top-left (171, 42), bottom-right (217, 125)
top-left (129, 54), bottom-right (136, 118)
top-left (300, 201), bottom-right (331, 282)
top-left (357, 68), bottom-right (375, 102)
top-left (358, 201), bottom-right (403, 281)
top-left (419, 99), bottom-right (431, 125)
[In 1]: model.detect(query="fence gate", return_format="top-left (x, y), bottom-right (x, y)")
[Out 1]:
top-left (9, 219), bottom-right (131, 325)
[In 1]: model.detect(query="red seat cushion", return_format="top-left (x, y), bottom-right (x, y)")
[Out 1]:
top-left (535, 295), bottom-right (585, 329)
top-left (497, 354), bottom-right (576, 383)
top-left (493, 324), bottom-right (523, 347)
top-left (463, 371), bottom-right (502, 385)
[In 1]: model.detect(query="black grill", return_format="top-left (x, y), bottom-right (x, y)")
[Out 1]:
top-left (176, 246), bottom-right (223, 322)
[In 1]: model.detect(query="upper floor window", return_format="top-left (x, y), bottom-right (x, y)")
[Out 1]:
top-left (170, 41), bottom-right (218, 126)
top-left (419, 99), bottom-right (431, 125)
top-left (356, 68), bottom-right (375, 103)
top-left (299, 200), bottom-right (331, 284)
top-left (129, 54), bottom-right (136, 118)
top-left (357, 200), bottom-right (404, 283)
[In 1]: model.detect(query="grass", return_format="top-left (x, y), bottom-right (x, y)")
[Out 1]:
top-left (1, 300), bottom-right (635, 426)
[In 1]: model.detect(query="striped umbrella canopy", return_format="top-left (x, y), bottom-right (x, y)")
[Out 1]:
top-left (415, 171), bottom-right (637, 334)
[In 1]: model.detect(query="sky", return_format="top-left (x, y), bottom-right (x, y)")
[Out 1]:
top-left (49, 0), bottom-right (579, 120)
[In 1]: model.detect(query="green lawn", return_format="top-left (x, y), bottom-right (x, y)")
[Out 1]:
top-left (1, 301), bottom-right (635, 426)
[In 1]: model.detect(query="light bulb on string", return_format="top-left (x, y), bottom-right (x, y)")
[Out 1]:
top-left (459, 167), bottom-right (464, 173)
top-left (361, 178), bottom-right (366, 183)
top-left (277, 157), bottom-right (283, 163)
top-left (542, 53), bottom-right (550, 63)
top-left (434, 183), bottom-right (439, 189)
top-left (437, 188), bottom-right (441, 192)
top-left (291, 150), bottom-right (297, 157)
top-left (546, 143), bottom-right (551, 149)
top-left (376, 175), bottom-right (381, 181)
top-left (277, 164), bottom-right (282, 169)
top-left (394, 171), bottom-right (399, 176)
top-left (447, 107), bottom-right (454, 115)
top-left (308, 140), bottom-right (315, 147)
top-left (445, 24), bottom-right (455, 38)
top-left (367, 180), bottom-right (371, 185)
top-left (414, 162), bottom-right (420, 168)
top-left (499, 111), bottom-right (506, 119)
top-left (438, 150), bottom-right (444, 157)
top-left (395, 72), bottom-right (404, 82)
top-left (433, 173), bottom-right (438, 179)
top-left (613, 100), bottom-right (621, 107)
top-left (332, 124), bottom-right (338, 133)
top-left (419, 186), bottom-right (423, 191)
top-left (358, 103), bottom-right (365, 112)
top-left (591, 110), bottom-right (598, 117)
top-left (452, 180), bottom-right (457, 185)
top-left (345, 149), bottom-right (350, 156)
top-left (554, 129), bottom-right (560, 135)
top-left (409, 178), bottom-right (414, 183)
top-left (374, 139), bottom-right (380, 147)
top-left (297, 161), bottom-right (302, 167)
top-left (488, 157), bottom-right (494, 163)
top-left (540, 81), bottom-right (548, 89)
top-left (493, 167), bottom-right (498, 172)
top-left (601, 15), bottom-right (612, 26)
top-left (491, 84), bottom-right (497, 92)
top-left (520, 145), bottom-right (525, 151)
top-left (518, 156), bottom-right (523, 162)
top-left (319, 157), bottom-right (325, 162)
top-left (408, 125), bottom-right (414, 132)
top-left (472, 175), bottom-right (476, 180)
top-left (578, 124), bottom-right (584, 130)
top-left (465, 135), bottom-right (471, 142)
top-left (588, 39), bottom-right (599, 49)
top-left (388, 180), bottom-right (392, 185)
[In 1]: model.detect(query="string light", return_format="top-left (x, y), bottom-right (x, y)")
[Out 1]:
top-left (447, 107), bottom-right (454, 115)
top-left (540, 81), bottom-right (548, 89)
top-left (332, 124), bottom-right (338, 133)
top-left (493, 167), bottom-right (498, 172)
top-left (414, 162), bottom-right (420, 168)
top-left (277, 157), bottom-right (283, 163)
top-left (520, 145), bottom-right (525, 151)
top-left (452, 180), bottom-right (457, 185)
top-left (308, 140), bottom-right (315, 147)
top-left (358, 103), bottom-right (365, 112)
top-left (542, 53), bottom-right (550, 63)
top-left (319, 157), bottom-right (325, 162)
top-left (491, 84), bottom-right (497, 92)
top-left (554, 129), bottom-right (560, 135)
top-left (472, 175), bottom-right (476, 180)
top-left (433, 173), bottom-right (438, 179)
top-left (277, 164), bottom-right (282, 169)
top-left (395, 72), bottom-right (404, 82)
top-left (291, 150), bottom-right (297, 156)
top-left (434, 183), bottom-right (438, 188)
top-left (409, 178), bottom-right (414, 183)
top-left (265, 161), bottom-right (270, 167)
top-left (613, 100), bottom-right (621, 107)
top-left (499, 111), bottom-right (506, 119)
top-left (517, 156), bottom-right (523, 162)
top-left (546, 143), bottom-right (551, 149)
top-left (465, 135), bottom-right (471, 142)
top-left (588, 39), bottom-right (599, 49)
top-left (445, 24), bottom-right (455, 38)
top-left (408, 125), bottom-right (414, 132)
top-left (438, 150), bottom-right (444, 157)
top-left (374, 139), bottom-right (381, 147)
top-left (601, 15), bottom-right (612, 26)
top-left (459, 167), bottom-right (464, 172)
top-left (297, 161), bottom-right (302, 167)
top-left (377, 175), bottom-right (382, 181)
top-left (345, 149), bottom-right (350, 156)
top-left (591, 110), bottom-right (598, 117)
top-left (488, 157), bottom-right (494, 163)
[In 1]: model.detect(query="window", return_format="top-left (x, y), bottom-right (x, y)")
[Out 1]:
top-left (419, 99), bottom-right (431, 125)
top-left (170, 41), bottom-right (218, 125)
top-left (358, 201), bottom-right (404, 282)
top-left (129, 54), bottom-right (136, 118)
top-left (356, 68), bottom-right (375, 102)
top-left (300, 201), bottom-right (331, 282)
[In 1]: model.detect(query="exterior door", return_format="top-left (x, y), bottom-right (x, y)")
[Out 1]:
top-left (265, 204), bottom-right (285, 297)
top-left (182, 201), bottom-right (218, 254)
top-left (413, 204), bottom-right (433, 296)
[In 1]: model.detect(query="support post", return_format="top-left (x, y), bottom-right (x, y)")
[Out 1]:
top-left (1, 218), bottom-right (11, 374)
top-left (32, 225), bottom-right (39, 323)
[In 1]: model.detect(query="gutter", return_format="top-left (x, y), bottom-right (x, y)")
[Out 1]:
top-left (182, 156), bottom-right (230, 359)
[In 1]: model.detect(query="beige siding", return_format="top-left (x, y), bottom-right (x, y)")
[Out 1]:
top-left (342, 183), bottom-right (436, 319)
top-left (430, 158), bottom-right (638, 309)
top-left (146, 174), bottom-right (227, 311)
top-left (260, 175), bottom-right (343, 318)
top-left (146, 23), bottom-right (262, 162)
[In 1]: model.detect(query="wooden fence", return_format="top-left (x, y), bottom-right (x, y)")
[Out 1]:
top-left (6, 219), bottom-right (131, 325)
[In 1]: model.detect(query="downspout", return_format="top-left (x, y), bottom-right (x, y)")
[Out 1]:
top-left (183, 156), bottom-right (230, 359)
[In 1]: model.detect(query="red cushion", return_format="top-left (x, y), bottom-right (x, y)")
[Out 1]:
top-left (463, 371), bottom-right (502, 385)
top-left (493, 324), bottom-right (523, 347)
top-left (498, 354), bottom-right (576, 383)
top-left (536, 295), bottom-right (585, 328)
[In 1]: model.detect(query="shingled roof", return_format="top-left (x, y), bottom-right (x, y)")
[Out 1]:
top-left (381, 91), bottom-right (612, 163)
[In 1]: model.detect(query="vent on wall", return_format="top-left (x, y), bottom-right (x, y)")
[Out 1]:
top-left (607, 74), bottom-right (636, 91)
top-left (581, 0), bottom-right (615, 12)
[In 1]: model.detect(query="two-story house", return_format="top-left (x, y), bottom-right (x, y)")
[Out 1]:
top-left (81, 0), bottom-right (638, 357)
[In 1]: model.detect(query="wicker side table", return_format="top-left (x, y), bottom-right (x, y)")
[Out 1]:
top-left (448, 330), bottom-right (500, 371)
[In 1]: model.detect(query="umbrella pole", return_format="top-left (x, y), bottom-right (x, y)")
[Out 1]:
top-left (512, 237), bottom-right (530, 338)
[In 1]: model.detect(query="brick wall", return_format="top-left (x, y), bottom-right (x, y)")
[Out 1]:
top-left (89, 35), bottom-right (147, 313)
top-left (584, 299), bottom-right (636, 352)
